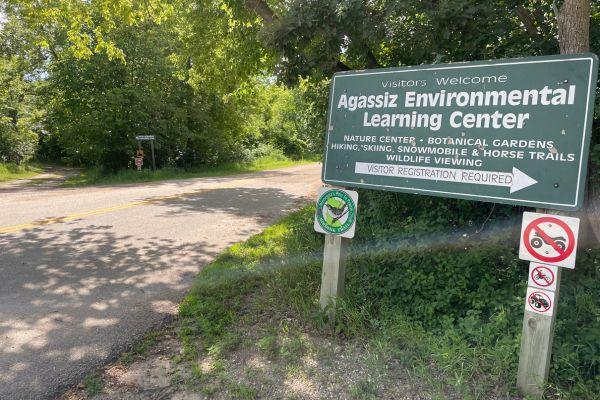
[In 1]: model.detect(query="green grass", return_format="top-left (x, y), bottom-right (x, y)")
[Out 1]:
top-left (172, 203), bottom-right (600, 399)
top-left (0, 162), bottom-right (42, 183)
top-left (83, 373), bottom-right (103, 397)
top-left (118, 331), bottom-right (161, 365)
top-left (63, 155), bottom-right (319, 187)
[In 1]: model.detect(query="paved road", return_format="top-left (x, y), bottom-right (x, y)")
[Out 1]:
top-left (0, 164), bottom-right (322, 400)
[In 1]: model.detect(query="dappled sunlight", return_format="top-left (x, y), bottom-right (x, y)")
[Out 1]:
top-left (67, 346), bottom-right (102, 362)
top-left (283, 375), bottom-right (320, 399)
top-left (0, 223), bottom-right (219, 398)
top-left (0, 165), bottom-right (322, 399)
top-left (82, 317), bottom-right (120, 328)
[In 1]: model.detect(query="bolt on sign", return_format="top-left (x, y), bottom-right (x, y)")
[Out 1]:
top-left (322, 54), bottom-right (598, 211)
top-left (519, 212), bottom-right (579, 269)
top-left (528, 263), bottom-right (558, 291)
top-left (314, 187), bottom-right (358, 238)
top-left (525, 286), bottom-right (556, 316)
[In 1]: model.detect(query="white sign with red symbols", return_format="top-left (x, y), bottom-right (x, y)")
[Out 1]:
top-left (525, 287), bottom-right (556, 316)
top-left (135, 157), bottom-right (143, 171)
top-left (528, 263), bottom-right (558, 291)
top-left (519, 212), bottom-right (579, 269)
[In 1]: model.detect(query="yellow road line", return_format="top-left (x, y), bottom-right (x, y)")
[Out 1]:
top-left (0, 182), bottom-right (242, 235)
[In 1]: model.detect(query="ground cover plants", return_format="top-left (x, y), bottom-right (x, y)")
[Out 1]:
top-left (170, 191), bottom-right (599, 399)
top-left (0, 162), bottom-right (41, 182)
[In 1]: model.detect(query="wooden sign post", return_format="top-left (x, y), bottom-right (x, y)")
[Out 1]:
top-left (314, 187), bottom-right (358, 321)
top-left (517, 268), bottom-right (562, 395)
top-left (517, 211), bottom-right (579, 395)
top-left (135, 135), bottom-right (157, 172)
top-left (318, 46), bottom-right (596, 394)
top-left (319, 235), bottom-right (349, 319)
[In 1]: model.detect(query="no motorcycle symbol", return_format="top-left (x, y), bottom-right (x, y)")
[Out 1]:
top-left (528, 263), bottom-right (558, 291)
top-left (519, 212), bottom-right (579, 269)
top-left (531, 266), bottom-right (554, 287)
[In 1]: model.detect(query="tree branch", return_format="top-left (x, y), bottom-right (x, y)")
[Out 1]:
top-left (515, 5), bottom-right (542, 41)
top-left (366, 50), bottom-right (380, 69)
top-left (334, 60), bottom-right (351, 72)
top-left (244, 0), bottom-right (278, 24)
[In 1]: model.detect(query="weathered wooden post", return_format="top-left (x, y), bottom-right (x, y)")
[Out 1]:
top-left (313, 187), bottom-right (358, 322)
top-left (517, 211), bottom-right (581, 395)
top-left (517, 1), bottom-right (593, 395)
top-left (319, 234), bottom-right (349, 315)
top-left (517, 267), bottom-right (562, 395)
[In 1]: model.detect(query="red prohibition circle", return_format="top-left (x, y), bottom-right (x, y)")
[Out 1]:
top-left (530, 266), bottom-right (554, 287)
top-left (528, 291), bottom-right (552, 312)
top-left (523, 217), bottom-right (575, 263)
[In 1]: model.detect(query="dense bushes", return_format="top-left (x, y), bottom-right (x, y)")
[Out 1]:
top-left (0, 56), bottom-right (39, 164)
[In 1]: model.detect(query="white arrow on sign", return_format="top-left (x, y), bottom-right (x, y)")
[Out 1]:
top-left (355, 162), bottom-right (537, 193)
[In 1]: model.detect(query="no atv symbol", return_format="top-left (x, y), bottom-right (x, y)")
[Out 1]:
top-left (525, 287), bottom-right (555, 316)
top-left (519, 212), bottom-right (579, 269)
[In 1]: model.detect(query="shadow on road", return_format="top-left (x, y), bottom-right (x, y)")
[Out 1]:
top-left (155, 186), bottom-right (310, 224)
top-left (0, 185), bottom-right (311, 399)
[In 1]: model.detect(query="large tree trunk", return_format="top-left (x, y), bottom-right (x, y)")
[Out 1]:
top-left (555, 0), bottom-right (599, 245)
top-left (557, 0), bottom-right (590, 53)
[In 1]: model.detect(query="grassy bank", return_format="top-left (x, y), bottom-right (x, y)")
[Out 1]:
top-left (63, 156), bottom-right (318, 187)
top-left (69, 195), bottom-right (598, 399)
top-left (170, 200), bottom-right (599, 399)
top-left (0, 162), bottom-right (42, 183)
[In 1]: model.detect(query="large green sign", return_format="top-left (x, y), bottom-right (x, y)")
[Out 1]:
top-left (322, 54), bottom-right (598, 211)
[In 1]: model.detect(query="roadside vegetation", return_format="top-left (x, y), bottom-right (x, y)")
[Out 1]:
top-left (0, 162), bottom-right (41, 182)
top-left (63, 153), bottom-right (318, 187)
top-left (76, 199), bottom-right (598, 399)
top-left (171, 198), bottom-right (599, 399)
top-left (4, 2), bottom-right (600, 398)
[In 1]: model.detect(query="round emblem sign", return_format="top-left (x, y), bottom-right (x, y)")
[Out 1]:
top-left (316, 189), bottom-right (356, 235)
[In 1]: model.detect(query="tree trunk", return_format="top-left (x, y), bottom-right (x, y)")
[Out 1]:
top-left (555, 0), bottom-right (599, 245)
top-left (556, 0), bottom-right (590, 54)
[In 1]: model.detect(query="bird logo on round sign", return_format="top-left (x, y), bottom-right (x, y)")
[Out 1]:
top-left (316, 189), bottom-right (356, 235)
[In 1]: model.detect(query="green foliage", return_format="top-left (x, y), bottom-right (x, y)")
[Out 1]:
top-left (62, 155), bottom-right (312, 187)
top-left (0, 39), bottom-right (42, 164)
top-left (83, 373), bottom-right (103, 397)
top-left (227, 381), bottom-right (258, 400)
top-left (45, 21), bottom-right (249, 171)
top-left (0, 162), bottom-right (41, 182)
top-left (267, 1), bottom-right (558, 83)
top-left (240, 78), bottom-right (329, 158)
top-left (180, 204), bottom-right (599, 398)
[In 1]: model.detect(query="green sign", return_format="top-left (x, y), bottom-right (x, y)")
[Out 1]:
top-left (314, 188), bottom-right (358, 238)
top-left (322, 54), bottom-right (598, 211)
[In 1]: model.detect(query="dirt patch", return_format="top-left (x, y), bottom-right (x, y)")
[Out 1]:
top-left (58, 317), bottom-right (459, 400)
top-left (0, 165), bottom-right (82, 192)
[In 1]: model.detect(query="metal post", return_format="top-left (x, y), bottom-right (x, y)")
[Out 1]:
top-left (150, 140), bottom-right (156, 172)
